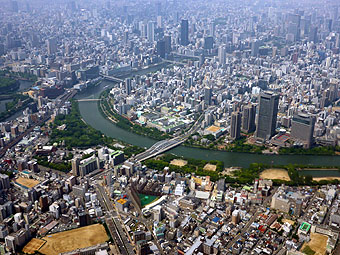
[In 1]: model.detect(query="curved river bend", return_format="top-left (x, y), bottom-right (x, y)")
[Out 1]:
top-left (76, 80), bottom-right (340, 175)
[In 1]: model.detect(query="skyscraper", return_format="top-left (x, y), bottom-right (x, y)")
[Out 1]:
top-left (72, 158), bottom-right (80, 176)
top-left (157, 16), bottom-right (162, 28)
top-left (147, 22), bottom-right (155, 42)
top-left (164, 35), bottom-right (171, 54)
top-left (204, 87), bottom-right (212, 106)
top-left (39, 195), bottom-right (49, 212)
top-left (230, 112), bottom-right (242, 140)
top-left (308, 27), bottom-right (318, 43)
top-left (46, 38), bottom-right (57, 55)
top-left (123, 30), bottom-right (129, 44)
top-left (180, 19), bottom-right (189, 46)
top-left (241, 104), bottom-right (256, 133)
top-left (10, 1), bottom-right (18, 12)
top-left (156, 40), bottom-right (165, 58)
top-left (204, 36), bottom-right (213, 49)
top-left (251, 40), bottom-right (259, 57)
top-left (125, 78), bottom-right (132, 95)
top-left (291, 113), bottom-right (315, 148)
top-left (218, 46), bottom-right (226, 65)
top-left (255, 92), bottom-right (279, 141)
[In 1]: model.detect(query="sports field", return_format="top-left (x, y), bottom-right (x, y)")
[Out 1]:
top-left (138, 193), bottom-right (159, 207)
top-left (15, 177), bottom-right (40, 188)
top-left (170, 159), bottom-right (187, 167)
top-left (301, 232), bottom-right (328, 255)
top-left (35, 224), bottom-right (108, 255)
top-left (203, 163), bottom-right (217, 171)
top-left (260, 168), bottom-right (291, 181)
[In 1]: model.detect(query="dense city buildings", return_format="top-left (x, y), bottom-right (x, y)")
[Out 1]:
top-left (0, 0), bottom-right (339, 254)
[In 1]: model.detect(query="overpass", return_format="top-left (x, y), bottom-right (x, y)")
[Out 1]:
top-left (100, 74), bottom-right (124, 83)
top-left (134, 114), bottom-right (203, 162)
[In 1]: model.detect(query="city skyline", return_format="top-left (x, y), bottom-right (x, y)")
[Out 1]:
top-left (0, 0), bottom-right (340, 254)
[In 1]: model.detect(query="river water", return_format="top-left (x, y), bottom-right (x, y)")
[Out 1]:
top-left (76, 80), bottom-right (340, 176)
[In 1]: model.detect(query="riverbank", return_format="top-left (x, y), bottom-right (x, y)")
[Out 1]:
top-left (98, 91), bottom-right (171, 141)
top-left (99, 96), bottom-right (340, 158)
top-left (0, 94), bottom-right (33, 122)
top-left (76, 80), bottom-right (340, 168)
top-left (313, 177), bottom-right (340, 181)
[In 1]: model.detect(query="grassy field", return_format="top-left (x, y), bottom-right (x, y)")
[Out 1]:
top-left (15, 177), bottom-right (40, 188)
top-left (37, 224), bottom-right (108, 255)
top-left (259, 168), bottom-right (291, 181)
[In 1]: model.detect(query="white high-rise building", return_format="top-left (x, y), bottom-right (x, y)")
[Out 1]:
top-left (218, 45), bottom-right (226, 65)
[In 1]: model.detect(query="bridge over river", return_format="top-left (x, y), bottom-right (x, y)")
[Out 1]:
top-left (133, 115), bottom-right (203, 162)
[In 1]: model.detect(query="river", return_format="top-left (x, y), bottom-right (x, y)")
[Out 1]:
top-left (76, 80), bottom-right (340, 176)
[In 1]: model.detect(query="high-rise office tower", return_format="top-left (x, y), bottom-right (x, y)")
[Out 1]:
top-left (30, 33), bottom-right (39, 48)
top-left (204, 36), bottom-right (213, 49)
top-left (0, 174), bottom-right (10, 190)
top-left (209, 22), bottom-right (215, 37)
top-left (251, 40), bottom-right (259, 57)
top-left (0, 44), bottom-right (4, 56)
top-left (157, 16), bottom-right (162, 28)
top-left (164, 35), bottom-right (171, 54)
top-left (156, 1), bottom-right (161, 15)
top-left (336, 34), bottom-right (340, 48)
top-left (331, 6), bottom-right (338, 21)
top-left (39, 195), bottom-right (49, 212)
top-left (230, 112), bottom-right (242, 140)
top-left (10, 1), bottom-right (18, 12)
top-left (204, 87), bottom-right (212, 106)
top-left (147, 22), bottom-right (155, 42)
top-left (46, 38), bottom-right (57, 55)
top-left (308, 27), bottom-right (318, 43)
top-left (218, 46), bottom-right (226, 65)
top-left (156, 40), bottom-right (165, 58)
top-left (291, 113), bottom-right (315, 148)
top-left (255, 92), bottom-right (279, 141)
top-left (123, 30), bottom-right (129, 44)
top-left (69, 0), bottom-right (76, 12)
top-left (125, 78), bottom-right (132, 95)
top-left (72, 158), bottom-right (80, 176)
top-left (180, 19), bottom-right (189, 46)
top-left (287, 13), bottom-right (301, 40)
top-left (241, 104), bottom-right (256, 133)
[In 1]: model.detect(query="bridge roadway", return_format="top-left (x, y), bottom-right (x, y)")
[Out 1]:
top-left (100, 74), bottom-right (124, 83)
top-left (77, 98), bottom-right (100, 102)
top-left (134, 114), bottom-right (203, 162)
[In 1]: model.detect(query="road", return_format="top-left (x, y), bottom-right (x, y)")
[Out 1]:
top-left (96, 184), bottom-right (135, 255)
